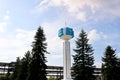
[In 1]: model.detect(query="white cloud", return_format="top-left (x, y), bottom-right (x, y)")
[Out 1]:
top-left (0, 20), bottom-right (65, 64)
top-left (41, 21), bottom-right (67, 65)
top-left (0, 46), bottom-right (31, 62)
top-left (35, 0), bottom-right (120, 21)
top-left (64, 0), bottom-right (101, 13)
top-left (35, 0), bottom-right (101, 21)
top-left (0, 22), bottom-right (8, 33)
top-left (46, 53), bottom-right (63, 66)
top-left (35, 0), bottom-right (63, 13)
top-left (47, 37), bottom-right (62, 53)
top-left (0, 21), bottom-right (64, 64)
top-left (41, 21), bottom-right (63, 53)
top-left (3, 15), bottom-right (10, 21)
top-left (16, 29), bottom-right (36, 42)
top-left (0, 37), bottom-right (32, 62)
top-left (0, 29), bottom-right (36, 62)
top-left (88, 29), bottom-right (100, 43)
top-left (6, 10), bottom-right (10, 14)
top-left (76, 12), bottom-right (86, 22)
top-left (0, 11), bottom-right (10, 33)
top-left (87, 29), bottom-right (109, 43)
top-left (101, 0), bottom-right (120, 17)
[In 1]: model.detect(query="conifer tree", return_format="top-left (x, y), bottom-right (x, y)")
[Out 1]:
top-left (10, 57), bottom-right (21, 80)
top-left (116, 58), bottom-right (120, 80)
top-left (26, 27), bottom-right (47, 80)
top-left (71, 30), bottom-right (95, 80)
top-left (4, 70), bottom-right (10, 80)
top-left (16, 51), bottom-right (31, 80)
top-left (102, 46), bottom-right (118, 80)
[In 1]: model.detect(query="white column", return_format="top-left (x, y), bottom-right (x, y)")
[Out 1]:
top-left (63, 40), bottom-right (72, 80)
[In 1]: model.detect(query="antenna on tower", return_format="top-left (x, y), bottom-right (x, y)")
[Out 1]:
top-left (65, 21), bottom-right (67, 27)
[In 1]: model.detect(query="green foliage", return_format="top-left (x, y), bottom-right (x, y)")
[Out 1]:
top-left (0, 75), bottom-right (5, 80)
top-left (26, 27), bottom-right (47, 80)
top-left (9, 57), bottom-right (21, 80)
top-left (4, 71), bottom-right (11, 80)
top-left (2, 27), bottom-right (48, 80)
top-left (16, 51), bottom-right (31, 80)
top-left (102, 45), bottom-right (120, 80)
top-left (71, 30), bottom-right (95, 80)
top-left (48, 78), bottom-right (59, 80)
top-left (116, 59), bottom-right (120, 80)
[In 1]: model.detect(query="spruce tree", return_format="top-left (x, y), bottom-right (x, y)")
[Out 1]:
top-left (71, 30), bottom-right (95, 80)
top-left (10, 57), bottom-right (21, 80)
top-left (3, 63), bottom-right (11, 80)
top-left (26, 27), bottom-right (47, 80)
top-left (16, 51), bottom-right (31, 80)
top-left (4, 71), bottom-right (10, 80)
top-left (102, 46), bottom-right (118, 80)
top-left (116, 58), bottom-right (120, 80)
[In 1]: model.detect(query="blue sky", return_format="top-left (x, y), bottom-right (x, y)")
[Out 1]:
top-left (0, 0), bottom-right (120, 68)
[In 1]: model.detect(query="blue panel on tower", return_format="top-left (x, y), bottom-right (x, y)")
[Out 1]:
top-left (58, 28), bottom-right (63, 37)
top-left (58, 27), bottom-right (74, 39)
top-left (66, 27), bottom-right (74, 38)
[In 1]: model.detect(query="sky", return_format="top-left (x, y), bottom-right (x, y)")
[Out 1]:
top-left (0, 0), bottom-right (120, 68)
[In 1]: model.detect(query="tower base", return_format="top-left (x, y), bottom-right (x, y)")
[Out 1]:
top-left (63, 78), bottom-right (73, 80)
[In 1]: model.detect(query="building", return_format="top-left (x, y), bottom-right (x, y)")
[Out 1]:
top-left (0, 62), bottom-right (102, 80)
top-left (47, 66), bottom-right (102, 80)
top-left (47, 66), bottom-right (63, 79)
